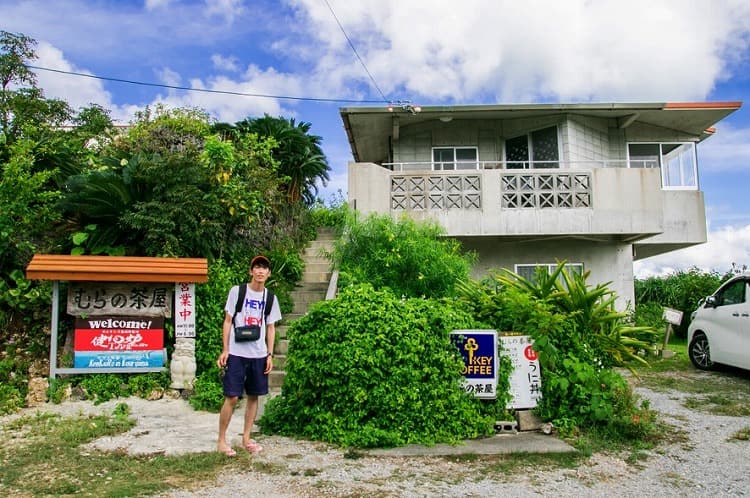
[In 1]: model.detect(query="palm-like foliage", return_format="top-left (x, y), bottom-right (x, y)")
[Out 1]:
top-left (494, 263), bottom-right (658, 368)
top-left (232, 115), bottom-right (330, 205)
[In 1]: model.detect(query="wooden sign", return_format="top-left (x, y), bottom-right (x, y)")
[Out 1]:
top-left (67, 283), bottom-right (172, 317)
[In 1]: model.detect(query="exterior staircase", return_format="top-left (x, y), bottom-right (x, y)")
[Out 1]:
top-left (269, 227), bottom-right (337, 390)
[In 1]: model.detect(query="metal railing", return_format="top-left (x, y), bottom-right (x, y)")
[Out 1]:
top-left (383, 159), bottom-right (659, 172)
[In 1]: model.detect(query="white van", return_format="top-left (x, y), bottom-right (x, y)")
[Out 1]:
top-left (687, 274), bottom-right (750, 371)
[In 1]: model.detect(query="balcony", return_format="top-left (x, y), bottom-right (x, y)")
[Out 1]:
top-left (348, 160), bottom-right (705, 247)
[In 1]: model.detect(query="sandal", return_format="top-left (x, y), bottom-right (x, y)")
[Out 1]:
top-left (244, 441), bottom-right (264, 453)
top-left (219, 446), bottom-right (237, 457)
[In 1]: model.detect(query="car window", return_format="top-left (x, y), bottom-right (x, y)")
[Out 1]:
top-left (716, 279), bottom-right (747, 306)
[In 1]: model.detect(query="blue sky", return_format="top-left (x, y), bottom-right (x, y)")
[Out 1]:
top-left (3, 0), bottom-right (750, 277)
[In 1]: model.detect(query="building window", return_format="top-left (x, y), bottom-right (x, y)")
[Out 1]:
top-left (505, 126), bottom-right (560, 169)
top-left (432, 147), bottom-right (478, 170)
top-left (627, 142), bottom-right (697, 189)
top-left (514, 263), bottom-right (584, 284)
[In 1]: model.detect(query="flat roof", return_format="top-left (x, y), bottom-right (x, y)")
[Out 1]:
top-left (340, 101), bottom-right (742, 164)
top-left (26, 255), bottom-right (209, 283)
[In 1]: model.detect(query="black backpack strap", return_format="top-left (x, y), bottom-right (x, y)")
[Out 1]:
top-left (233, 283), bottom-right (248, 323)
top-left (264, 289), bottom-right (275, 319)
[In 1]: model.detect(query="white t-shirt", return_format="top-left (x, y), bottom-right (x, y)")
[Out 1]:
top-left (224, 284), bottom-right (282, 359)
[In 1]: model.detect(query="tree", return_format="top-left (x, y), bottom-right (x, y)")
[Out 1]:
top-left (59, 106), bottom-right (286, 260)
top-left (231, 115), bottom-right (330, 205)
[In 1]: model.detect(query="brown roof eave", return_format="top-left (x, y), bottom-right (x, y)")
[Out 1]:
top-left (25, 254), bottom-right (209, 283)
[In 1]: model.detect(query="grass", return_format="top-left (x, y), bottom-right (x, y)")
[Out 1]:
top-left (0, 404), bottom-right (258, 497)
top-left (729, 426), bottom-right (750, 442)
top-left (631, 339), bottom-right (750, 417)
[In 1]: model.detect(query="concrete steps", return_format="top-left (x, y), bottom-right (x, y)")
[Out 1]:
top-left (268, 227), bottom-right (337, 392)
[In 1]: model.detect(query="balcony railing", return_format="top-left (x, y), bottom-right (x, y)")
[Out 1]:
top-left (390, 170), bottom-right (593, 211)
top-left (383, 159), bottom-right (659, 171)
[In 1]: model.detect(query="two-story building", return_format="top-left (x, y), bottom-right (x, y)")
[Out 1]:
top-left (341, 101), bottom-right (741, 308)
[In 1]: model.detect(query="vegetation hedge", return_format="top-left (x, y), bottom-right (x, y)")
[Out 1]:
top-left (260, 284), bottom-right (504, 448)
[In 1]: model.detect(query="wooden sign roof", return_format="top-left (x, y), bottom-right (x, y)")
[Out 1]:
top-left (26, 254), bottom-right (208, 283)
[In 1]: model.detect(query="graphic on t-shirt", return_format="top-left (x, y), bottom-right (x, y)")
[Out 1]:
top-left (242, 296), bottom-right (265, 327)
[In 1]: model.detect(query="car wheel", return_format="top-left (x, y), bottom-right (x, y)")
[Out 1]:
top-left (689, 333), bottom-right (714, 370)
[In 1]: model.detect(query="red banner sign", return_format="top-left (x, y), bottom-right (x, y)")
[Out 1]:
top-left (74, 317), bottom-right (164, 352)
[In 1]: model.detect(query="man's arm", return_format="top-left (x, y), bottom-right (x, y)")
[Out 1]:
top-left (216, 311), bottom-right (232, 367)
top-left (264, 322), bottom-right (276, 374)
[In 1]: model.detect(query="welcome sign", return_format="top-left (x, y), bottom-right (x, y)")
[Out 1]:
top-left (73, 316), bottom-right (165, 368)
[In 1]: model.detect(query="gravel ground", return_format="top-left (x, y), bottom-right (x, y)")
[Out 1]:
top-left (4, 373), bottom-right (749, 497)
top-left (162, 384), bottom-right (750, 498)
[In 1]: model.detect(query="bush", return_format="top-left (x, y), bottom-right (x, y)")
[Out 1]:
top-left (332, 212), bottom-right (475, 299)
top-left (457, 271), bottom-right (654, 437)
top-left (0, 384), bottom-right (25, 415)
top-left (260, 284), bottom-right (498, 448)
top-left (635, 267), bottom-right (731, 337)
top-left (188, 367), bottom-right (225, 412)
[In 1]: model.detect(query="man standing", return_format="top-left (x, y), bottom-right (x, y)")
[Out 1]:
top-left (217, 255), bottom-right (282, 456)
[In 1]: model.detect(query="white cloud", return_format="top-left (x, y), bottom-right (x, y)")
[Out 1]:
top-left (211, 54), bottom-right (240, 72)
top-left (634, 224), bottom-right (750, 278)
top-left (156, 67), bottom-right (182, 87)
top-left (144, 0), bottom-right (175, 10)
top-left (205, 0), bottom-right (245, 24)
top-left (698, 124), bottom-right (750, 173)
top-left (288, 0), bottom-right (750, 103)
top-left (35, 41), bottom-right (113, 113)
top-left (144, 65), bottom-right (308, 123)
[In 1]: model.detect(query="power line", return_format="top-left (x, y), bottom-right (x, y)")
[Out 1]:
top-left (25, 64), bottom-right (385, 104)
top-left (322, 0), bottom-right (390, 103)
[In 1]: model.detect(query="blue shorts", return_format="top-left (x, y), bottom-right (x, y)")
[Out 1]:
top-left (222, 354), bottom-right (269, 397)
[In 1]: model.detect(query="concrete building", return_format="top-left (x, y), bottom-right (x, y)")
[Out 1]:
top-left (341, 102), bottom-right (741, 309)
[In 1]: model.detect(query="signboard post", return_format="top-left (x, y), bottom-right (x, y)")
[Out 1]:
top-left (450, 330), bottom-right (498, 399)
top-left (498, 334), bottom-right (542, 409)
top-left (661, 307), bottom-right (683, 358)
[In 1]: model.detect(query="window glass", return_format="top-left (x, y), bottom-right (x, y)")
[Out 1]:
top-left (628, 144), bottom-right (660, 168)
top-left (531, 127), bottom-right (559, 168)
top-left (433, 148), bottom-right (455, 170)
top-left (718, 279), bottom-right (746, 306)
top-left (662, 143), bottom-right (696, 187)
top-left (432, 147), bottom-right (477, 170)
top-left (628, 142), bottom-right (697, 189)
top-left (505, 135), bottom-right (529, 169)
top-left (514, 263), bottom-right (584, 285)
top-left (455, 148), bottom-right (478, 170)
top-left (505, 126), bottom-right (558, 169)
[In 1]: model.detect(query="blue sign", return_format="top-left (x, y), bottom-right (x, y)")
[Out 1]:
top-left (74, 350), bottom-right (165, 369)
top-left (450, 330), bottom-right (498, 399)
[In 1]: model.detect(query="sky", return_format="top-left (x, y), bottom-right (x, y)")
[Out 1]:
top-left (2, 0), bottom-right (750, 278)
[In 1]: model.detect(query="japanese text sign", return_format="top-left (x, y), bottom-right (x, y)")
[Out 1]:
top-left (174, 283), bottom-right (196, 338)
top-left (499, 334), bottom-right (542, 409)
top-left (67, 283), bottom-right (172, 317)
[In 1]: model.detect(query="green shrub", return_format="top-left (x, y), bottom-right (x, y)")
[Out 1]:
top-left (0, 384), bottom-right (25, 414)
top-left (332, 212), bottom-right (474, 299)
top-left (46, 377), bottom-right (71, 404)
top-left (77, 374), bottom-right (128, 404)
top-left (457, 270), bottom-right (654, 438)
top-left (635, 267), bottom-right (731, 337)
top-left (309, 191), bottom-right (349, 230)
top-left (260, 284), bottom-right (498, 448)
top-left (126, 371), bottom-right (171, 398)
top-left (188, 367), bottom-right (224, 412)
top-left (194, 259), bottom-right (241, 374)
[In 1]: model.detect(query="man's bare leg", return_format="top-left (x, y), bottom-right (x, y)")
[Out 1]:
top-left (242, 395), bottom-right (262, 451)
top-left (218, 396), bottom-right (238, 454)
